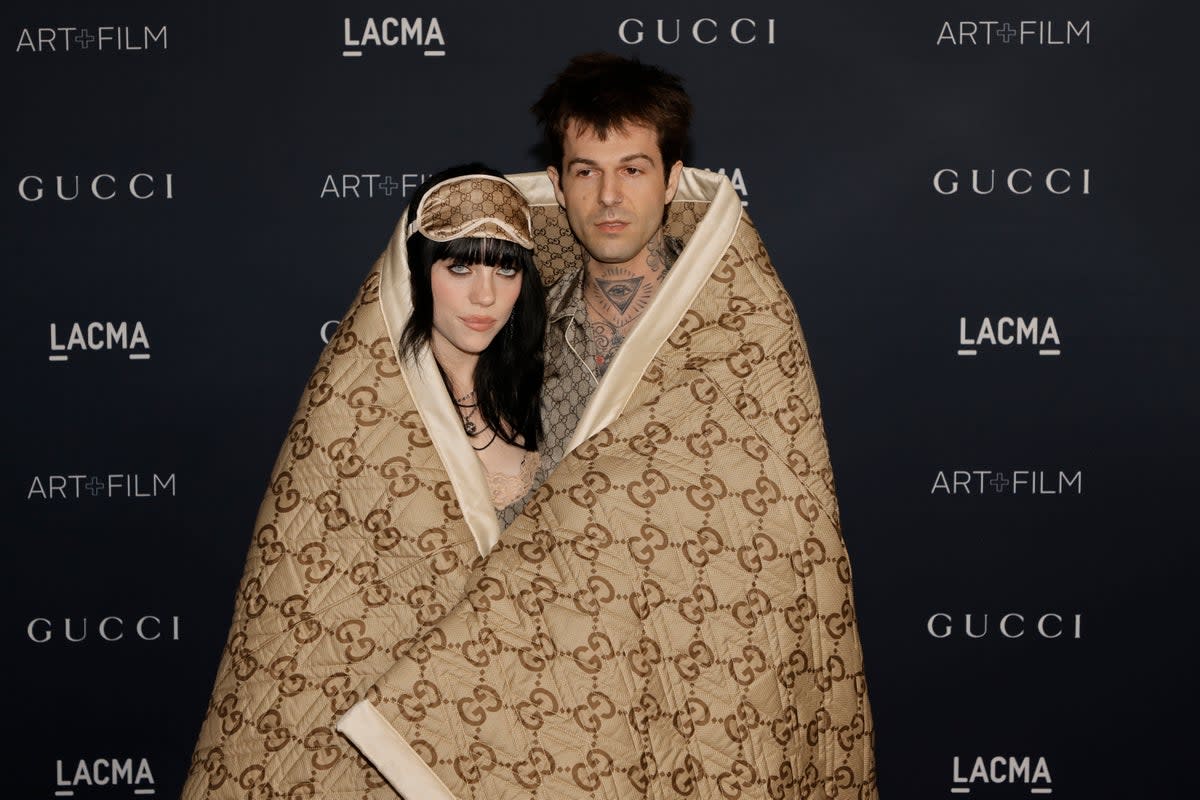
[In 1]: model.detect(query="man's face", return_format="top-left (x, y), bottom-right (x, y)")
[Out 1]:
top-left (548, 121), bottom-right (683, 270)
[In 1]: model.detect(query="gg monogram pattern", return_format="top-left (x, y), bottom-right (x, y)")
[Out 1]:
top-left (358, 202), bottom-right (877, 798)
top-left (181, 267), bottom-right (485, 799)
top-left (414, 175), bottom-right (535, 249)
top-left (184, 174), bottom-right (875, 799)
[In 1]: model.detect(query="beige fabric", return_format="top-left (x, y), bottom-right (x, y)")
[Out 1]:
top-left (182, 168), bottom-right (875, 800)
top-left (181, 210), bottom-right (505, 800)
top-left (412, 173), bottom-right (534, 249)
top-left (339, 169), bottom-right (877, 799)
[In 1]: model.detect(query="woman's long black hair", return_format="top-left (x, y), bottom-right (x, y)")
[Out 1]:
top-left (397, 164), bottom-right (545, 451)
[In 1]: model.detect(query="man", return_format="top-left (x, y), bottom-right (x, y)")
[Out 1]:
top-left (338, 53), bottom-right (879, 799)
top-left (532, 53), bottom-right (692, 480)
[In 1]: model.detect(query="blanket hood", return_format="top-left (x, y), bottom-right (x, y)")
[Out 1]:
top-left (381, 168), bottom-right (745, 557)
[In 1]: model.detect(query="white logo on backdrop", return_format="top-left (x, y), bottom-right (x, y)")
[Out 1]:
top-left (55, 757), bottom-right (157, 796)
top-left (27, 473), bottom-right (177, 500)
top-left (29, 616), bottom-right (182, 643)
top-left (937, 20), bottom-right (1090, 46)
top-left (927, 613), bottom-right (1082, 640)
top-left (619, 18), bottom-right (775, 45)
top-left (19, 174), bottom-right (175, 202)
top-left (933, 168), bottom-right (1090, 196)
top-left (951, 755), bottom-right (1053, 795)
top-left (342, 17), bottom-right (445, 58)
top-left (16, 25), bottom-right (168, 53)
top-left (956, 317), bottom-right (1061, 357)
top-left (931, 470), bottom-right (1082, 495)
top-left (48, 322), bottom-right (151, 362)
top-left (320, 173), bottom-right (429, 199)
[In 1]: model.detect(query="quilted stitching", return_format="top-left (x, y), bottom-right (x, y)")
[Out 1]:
top-left (182, 271), bottom-right (483, 799)
top-left (362, 215), bottom-right (876, 799)
top-left (183, 194), bottom-right (875, 800)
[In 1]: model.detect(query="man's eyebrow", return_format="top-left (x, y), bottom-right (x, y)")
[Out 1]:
top-left (565, 154), bottom-right (657, 169)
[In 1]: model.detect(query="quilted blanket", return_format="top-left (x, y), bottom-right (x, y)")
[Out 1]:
top-left (182, 168), bottom-right (876, 800)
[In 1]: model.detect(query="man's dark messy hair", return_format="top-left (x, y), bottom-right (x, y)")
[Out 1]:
top-left (532, 52), bottom-right (692, 179)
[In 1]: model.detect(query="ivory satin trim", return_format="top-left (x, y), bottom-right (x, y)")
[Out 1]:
top-left (336, 700), bottom-right (458, 800)
top-left (510, 168), bottom-right (742, 452)
top-left (378, 216), bottom-right (502, 557)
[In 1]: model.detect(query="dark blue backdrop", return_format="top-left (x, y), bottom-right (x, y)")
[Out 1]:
top-left (7, 1), bottom-right (1195, 797)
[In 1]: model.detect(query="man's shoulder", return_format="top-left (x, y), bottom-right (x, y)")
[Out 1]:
top-left (544, 264), bottom-right (586, 322)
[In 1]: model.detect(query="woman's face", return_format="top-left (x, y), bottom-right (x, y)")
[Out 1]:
top-left (428, 255), bottom-right (522, 363)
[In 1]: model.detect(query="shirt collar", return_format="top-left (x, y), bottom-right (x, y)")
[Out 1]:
top-left (546, 264), bottom-right (587, 325)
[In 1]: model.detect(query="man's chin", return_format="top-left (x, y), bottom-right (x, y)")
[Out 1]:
top-left (580, 240), bottom-right (642, 267)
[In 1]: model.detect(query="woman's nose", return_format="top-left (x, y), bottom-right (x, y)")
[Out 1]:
top-left (470, 272), bottom-right (495, 306)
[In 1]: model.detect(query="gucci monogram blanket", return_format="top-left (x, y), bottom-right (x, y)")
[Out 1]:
top-left (182, 169), bottom-right (876, 800)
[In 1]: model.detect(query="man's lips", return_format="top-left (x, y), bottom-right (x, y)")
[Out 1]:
top-left (460, 316), bottom-right (496, 331)
top-left (595, 219), bottom-right (630, 233)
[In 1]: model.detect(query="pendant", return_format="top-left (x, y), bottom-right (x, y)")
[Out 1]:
top-left (464, 419), bottom-right (477, 436)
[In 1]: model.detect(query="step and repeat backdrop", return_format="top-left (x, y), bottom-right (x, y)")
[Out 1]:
top-left (7, 1), bottom-right (1194, 798)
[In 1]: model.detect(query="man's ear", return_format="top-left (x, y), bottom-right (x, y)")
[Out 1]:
top-left (664, 160), bottom-right (684, 205)
top-left (547, 166), bottom-right (566, 208)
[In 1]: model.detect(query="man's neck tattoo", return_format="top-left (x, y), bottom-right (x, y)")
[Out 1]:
top-left (595, 276), bottom-right (643, 314)
top-left (645, 231), bottom-right (680, 274)
top-left (584, 265), bottom-right (655, 331)
top-left (581, 230), bottom-right (682, 377)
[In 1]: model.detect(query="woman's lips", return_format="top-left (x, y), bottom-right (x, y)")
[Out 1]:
top-left (460, 316), bottom-right (496, 331)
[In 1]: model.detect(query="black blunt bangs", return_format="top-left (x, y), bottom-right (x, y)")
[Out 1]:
top-left (431, 236), bottom-right (530, 272)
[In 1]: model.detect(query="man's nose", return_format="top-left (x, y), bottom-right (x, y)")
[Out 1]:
top-left (598, 172), bottom-right (622, 207)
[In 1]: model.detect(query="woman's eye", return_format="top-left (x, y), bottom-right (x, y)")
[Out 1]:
top-left (447, 263), bottom-right (470, 274)
top-left (497, 267), bottom-right (518, 277)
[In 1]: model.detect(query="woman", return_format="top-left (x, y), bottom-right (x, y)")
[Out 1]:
top-left (399, 164), bottom-right (545, 517)
top-left (181, 164), bottom-right (545, 800)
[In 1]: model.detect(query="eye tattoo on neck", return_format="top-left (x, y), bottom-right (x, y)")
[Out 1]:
top-left (595, 276), bottom-right (643, 314)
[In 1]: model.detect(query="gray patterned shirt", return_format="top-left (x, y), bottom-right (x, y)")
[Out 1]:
top-left (538, 264), bottom-right (602, 482)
